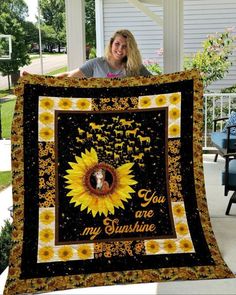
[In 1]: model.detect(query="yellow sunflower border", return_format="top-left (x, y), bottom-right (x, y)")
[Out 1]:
top-left (4, 70), bottom-right (234, 295)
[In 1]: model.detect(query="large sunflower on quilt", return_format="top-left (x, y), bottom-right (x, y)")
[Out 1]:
top-left (3, 70), bottom-right (235, 295)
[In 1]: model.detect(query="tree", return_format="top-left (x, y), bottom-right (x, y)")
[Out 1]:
top-left (85, 0), bottom-right (96, 48)
top-left (0, 0), bottom-right (28, 21)
top-left (23, 21), bottom-right (39, 50)
top-left (39, 0), bottom-right (66, 51)
top-left (41, 24), bottom-right (58, 52)
top-left (0, 0), bottom-right (31, 85)
top-left (39, 0), bottom-right (96, 52)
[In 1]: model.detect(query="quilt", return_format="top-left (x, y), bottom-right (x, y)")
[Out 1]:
top-left (4, 70), bottom-right (234, 295)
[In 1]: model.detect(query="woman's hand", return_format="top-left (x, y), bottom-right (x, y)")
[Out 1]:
top-left (54, 72), bottom-right (69, 77)
top-left (21, 69), bottom-right (85, 78)
top-left (21, 71), bottom-right (30, 76)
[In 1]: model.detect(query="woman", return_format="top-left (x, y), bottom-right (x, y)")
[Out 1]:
top-left (58, 29), bottom-right (151, 78)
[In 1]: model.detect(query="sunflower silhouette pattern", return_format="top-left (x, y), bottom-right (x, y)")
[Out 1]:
top-left (57, 108), bottom-right (171, 243)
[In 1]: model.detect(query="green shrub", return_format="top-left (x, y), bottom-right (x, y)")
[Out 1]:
top-left (220, 84), bottom-right (236, 93)
top-left (184, 27), bottom-right (236, 89)
top-left (0, 219), bottom-right (13, 274)
top-left (89, 47), bottom-right (96, 59)
top-left (143, 59), bottom-right (162, 75)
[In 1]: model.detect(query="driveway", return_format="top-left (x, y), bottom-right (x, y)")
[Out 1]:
top-left (0, 54), bottom-right (67, 90)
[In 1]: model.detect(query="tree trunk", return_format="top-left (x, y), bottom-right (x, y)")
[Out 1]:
top-left (11, 70), bottom-right (20, 86)
top-left (7, 74), bottom-right (10, 90)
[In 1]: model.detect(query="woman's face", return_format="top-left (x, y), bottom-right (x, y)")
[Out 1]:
top-left (110, 35), bottom-right (128, 62)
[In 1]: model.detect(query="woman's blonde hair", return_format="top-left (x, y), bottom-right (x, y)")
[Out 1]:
top-left (104, 29), bottom-right (143, 76)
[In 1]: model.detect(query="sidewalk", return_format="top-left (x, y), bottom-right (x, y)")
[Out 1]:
top-left (0, 186), bottom-right (12, 229)
top-left (0, 139), bottom-right (11, 172)
top-left (0, 94), bottom-right (16, 103)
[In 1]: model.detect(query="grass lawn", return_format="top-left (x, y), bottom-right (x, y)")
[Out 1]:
top-left (30, 53), bottom-right (65, 60)
top-left (0, 66), bottom-right (67, 192)
top-left (0, 99), bottom-right (14, 192)
top-left (0, 171), bottom-right (12, 191)
top-left (47, 66), bottom-right (67, 76)
top-left (0, 99), bottom-right (16, 139)
top-left (0, 89), bottom-right (13, 99)
top-left (0, 67), bottom-right (67, 139)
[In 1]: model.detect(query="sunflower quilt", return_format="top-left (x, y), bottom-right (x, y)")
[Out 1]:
top-left (4, 70), bottom-right (234, 295)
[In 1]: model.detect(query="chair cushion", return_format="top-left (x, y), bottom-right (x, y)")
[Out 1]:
top-left (211, 131), bottom-right (236, 149)
top-left (222, 111), bottom-right (236, 134)
top-left (222, 159), bottom-right (236, 186)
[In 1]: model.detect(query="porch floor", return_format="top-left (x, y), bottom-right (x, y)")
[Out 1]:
top-left (158, 154), bottom-right (236, 294)
top-left (0, 149), bottom-right (235, 294)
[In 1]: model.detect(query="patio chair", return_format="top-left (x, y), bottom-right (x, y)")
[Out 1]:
top-left (222, 152), bottom-right (236, 215)
top-left (211, 116), bottom-right (236, 162)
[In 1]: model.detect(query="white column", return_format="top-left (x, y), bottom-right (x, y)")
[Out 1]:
top-left (65, 0), bottom-right (86, 71)
top-left (95, 0), bottom-right (104, 57)
top-left (163, 0), bottom-right (184, 74)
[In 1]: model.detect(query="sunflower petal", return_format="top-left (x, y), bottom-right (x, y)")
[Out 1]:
top-left (65, 150), bottom-right (137, 217)
top-left (116, 162), bottom-right (134, 174)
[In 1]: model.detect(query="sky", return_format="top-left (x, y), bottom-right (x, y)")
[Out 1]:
top-left (25, 0), bottom-right (38, 22)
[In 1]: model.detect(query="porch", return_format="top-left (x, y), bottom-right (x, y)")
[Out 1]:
top-left (0, 143), bottom-right (236, 294)
top-left (203, 92), bottom-right (236, 151)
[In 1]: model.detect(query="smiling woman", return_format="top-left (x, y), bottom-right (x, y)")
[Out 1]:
top-left (57, 29), bottom-right (152, 78)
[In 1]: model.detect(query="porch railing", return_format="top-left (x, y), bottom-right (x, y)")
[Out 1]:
top-left (202, 93), bottom-right (236, 150)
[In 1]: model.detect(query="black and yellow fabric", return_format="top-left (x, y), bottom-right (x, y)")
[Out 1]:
top-left (4, 70), bottom-right (234, 295)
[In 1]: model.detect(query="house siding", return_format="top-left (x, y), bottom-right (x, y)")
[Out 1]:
top-left (184, 0), bottom-right (236, 91)
top-left (103, 0), bottom-right (163, 60)
top-left (101, 0), bottom-right (236, 91)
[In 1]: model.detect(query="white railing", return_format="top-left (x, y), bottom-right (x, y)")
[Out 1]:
top-left (203, 93), bottom-right (236, 149)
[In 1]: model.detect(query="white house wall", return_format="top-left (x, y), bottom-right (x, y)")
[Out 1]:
top-left (184, 0), bottom-right (236, 91)
top-left (103, 0), bottom-right (163, 62)
top-left (102, 0), bottom-right (236, 91)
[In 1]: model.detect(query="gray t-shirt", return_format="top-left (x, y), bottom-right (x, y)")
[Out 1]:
top-left (80, 57), bottom-right (151, 78)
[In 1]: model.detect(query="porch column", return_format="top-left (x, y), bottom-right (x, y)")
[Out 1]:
top-left (95, 0), bottom-right (104, 57)
top-left (65, 0), bottom-right (86, 70)
top-left (163, 0), bottom-right (184, 74)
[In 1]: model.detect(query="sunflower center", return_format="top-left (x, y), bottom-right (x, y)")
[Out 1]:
top-left (85, 163), bottom-right (117, 196)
